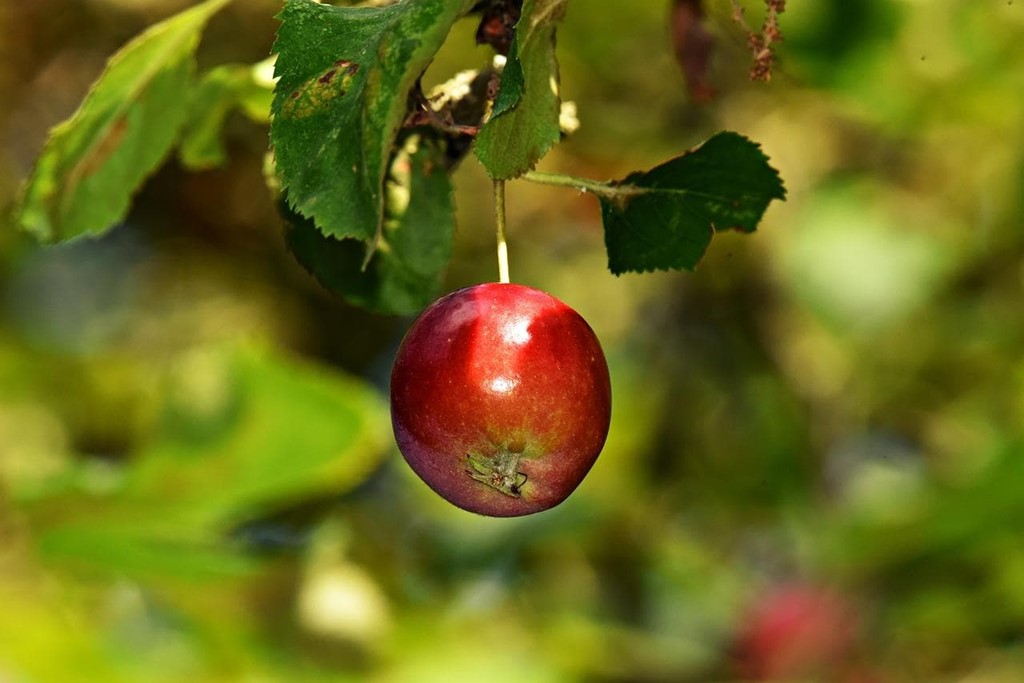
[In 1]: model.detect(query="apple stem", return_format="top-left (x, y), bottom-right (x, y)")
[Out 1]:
top-left (494, 180), bottom-right (510, 284)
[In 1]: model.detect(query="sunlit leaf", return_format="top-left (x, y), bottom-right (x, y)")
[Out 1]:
top-left (13, 0), bottom-right (231, 243)
top-left (179, 62), bottom-right (273, 170)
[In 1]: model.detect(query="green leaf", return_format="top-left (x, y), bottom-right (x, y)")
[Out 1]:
top-left (286, 134), bottom-right (455, 316)
top-left (28, 345), bottom-right (390, 579)
top-left (599, 131), bottom-right (786, 274)
top-left (474, 0), bottom-right (566, 180)
top-left (271, 0), bottom-right (475, 243)
top-left (130, 345), bottom-right (391, 527)
top-left (179, 62), bottom-right (273, 170)
top-left (39, 523), bottom-right (260, 581)
top-left (13, 0), bottom-right (231, 243)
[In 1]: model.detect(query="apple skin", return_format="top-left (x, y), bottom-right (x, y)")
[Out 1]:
top-left (390, 283), bottom-right (611, 517)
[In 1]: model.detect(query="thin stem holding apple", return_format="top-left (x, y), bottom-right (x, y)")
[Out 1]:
top-left (492, 171), bottom-right (642, 285)
top-left (494, 180), bottom-right (510, 284)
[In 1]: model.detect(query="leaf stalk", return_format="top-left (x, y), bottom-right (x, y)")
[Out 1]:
top-left (522, 170), bottom-right (616, 198)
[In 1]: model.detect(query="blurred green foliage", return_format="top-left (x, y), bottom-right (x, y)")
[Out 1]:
top-left (1, 0), bottom-right (1024, 681)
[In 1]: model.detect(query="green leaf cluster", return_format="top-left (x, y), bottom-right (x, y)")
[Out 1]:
top-left (285, 134), bottom-right (454, 316)
top-left (269, 0), bottom-right (475, 314)
top-left (11, 0), bottom-right (786, 316)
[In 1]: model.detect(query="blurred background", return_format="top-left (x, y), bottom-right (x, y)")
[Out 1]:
top-left (2, 0), bottom-right (1024, 681)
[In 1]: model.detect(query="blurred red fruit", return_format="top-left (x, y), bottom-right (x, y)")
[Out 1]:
top-left (733, 584), bottom-right (860, 680)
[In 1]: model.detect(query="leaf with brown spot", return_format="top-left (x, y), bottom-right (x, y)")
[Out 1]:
top-left (14, 0), bottom-right (231, 243)
top-left (271, 0), bottom-right (477, 244)
top-left (280, 60), bottom-right (360, 120)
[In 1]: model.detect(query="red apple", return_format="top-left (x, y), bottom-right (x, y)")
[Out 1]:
top-left (390, 283), bottom-right (611, 517)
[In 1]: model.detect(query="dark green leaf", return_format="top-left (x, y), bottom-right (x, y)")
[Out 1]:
top-left (600, 131), bottom-right (786, 274)
top-left (271, 0), bottom-right (475, 243)
top-left (286, 134), bottom-right (455, 316)
top-left (13, 0), bottom-right (230, 243)
top-left (179, 63), bottom-right (273, 170)
top-left (474, 0), bottom-right (566, 179)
